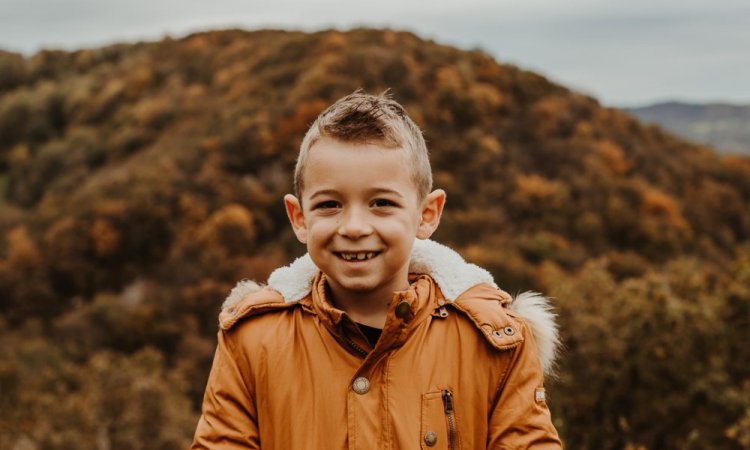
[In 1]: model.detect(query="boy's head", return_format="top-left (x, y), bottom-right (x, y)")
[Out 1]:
top-left (284, 89), bottom-right (446, 303)
top-left (294, 89), bottom-right (432, 203)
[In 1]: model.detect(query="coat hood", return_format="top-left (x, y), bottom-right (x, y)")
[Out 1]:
top-left (223, 239), bottom-right (560, 375)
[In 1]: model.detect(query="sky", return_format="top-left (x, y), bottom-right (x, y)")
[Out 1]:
top-left (1, 0), bottom-right (749, 107)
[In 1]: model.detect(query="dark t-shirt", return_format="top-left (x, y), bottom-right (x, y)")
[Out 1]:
top-left (357, 323), bottom-right (383, 347)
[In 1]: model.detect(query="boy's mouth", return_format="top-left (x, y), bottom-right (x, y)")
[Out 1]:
top-left (335, 251), bottom-right (381, 262)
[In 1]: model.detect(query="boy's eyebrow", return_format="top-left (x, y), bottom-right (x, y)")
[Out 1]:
top-left (309, 189), bottom-right (339, 200)
top-left (366, 187), bottom-right (405, 198)
top-left (308, 188), bottom-right (405, 200)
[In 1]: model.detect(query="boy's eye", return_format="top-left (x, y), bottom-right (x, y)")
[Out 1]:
top-left (313, 200), bottom-right (339, 209)
top-left (372, 199), bottom-right (396, 208)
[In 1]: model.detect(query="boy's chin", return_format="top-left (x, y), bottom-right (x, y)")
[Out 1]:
top-left (327, 276), bottom-right (378, 293)
top-left (325, 274), bottom-right (398, 297)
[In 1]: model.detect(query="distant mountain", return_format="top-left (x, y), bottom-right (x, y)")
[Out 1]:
top-left (1, 29), bottom-right (749, 450)
top-left (626, 101), bottom-right (750, 155)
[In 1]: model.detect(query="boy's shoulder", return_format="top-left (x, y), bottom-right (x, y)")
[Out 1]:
top-left (217, 251), bottom-right (320, 330)
top-left (446, 282), bottom-right (527, 350)
top-left (450, 284), bottom-right (559, 375)
top-left (217, 280), bottom-right (298, 331)
top-left (219, 254), bottom-right (318, 330)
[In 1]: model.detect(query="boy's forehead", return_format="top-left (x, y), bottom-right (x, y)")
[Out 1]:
top-left (308, 136), bottom-right (402, 155)
top-left (302, 138), bottom-right (418, 197)
top-left (306, 137), bottom-right (408, 167)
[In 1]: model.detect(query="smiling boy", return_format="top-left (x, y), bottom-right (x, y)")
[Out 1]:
top-left (191, 90), bottom-right (563, 449)
top-left (284, 135), bottom-right (446, 329)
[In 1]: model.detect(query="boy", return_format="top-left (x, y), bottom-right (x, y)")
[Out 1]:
top-left (191, 90), bottom-right (562, 449)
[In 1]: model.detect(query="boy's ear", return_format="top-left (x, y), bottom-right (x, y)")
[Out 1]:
top-left (284, 194), bottom-right (308, 243)
top-left (417, 189), bottom-right (446, 239)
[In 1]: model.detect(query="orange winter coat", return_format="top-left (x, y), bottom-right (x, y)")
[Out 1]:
top-left (192, 239), bottom-right (562, 449)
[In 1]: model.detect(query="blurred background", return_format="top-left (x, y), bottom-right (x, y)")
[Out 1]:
top-left (1, 1), bottom-right (749, 449)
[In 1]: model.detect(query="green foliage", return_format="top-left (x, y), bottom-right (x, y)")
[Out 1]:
top-left (0, 330), bottom-right (196, 450)
top-left (542, 248), bottom-right (750, 449)
top-left (0, 28), bottom-right (749, 448)
top-left (0, 51), bottom-right (27, 92)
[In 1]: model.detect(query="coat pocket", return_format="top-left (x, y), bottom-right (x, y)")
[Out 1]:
top-left (420, 390), bottom-right (459, 450)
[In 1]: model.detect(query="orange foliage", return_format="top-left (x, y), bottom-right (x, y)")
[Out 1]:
top-left (320, 31), bottom-right (347, 51)
top-left (435, 66), bottom-right (464, 92)
top-left (212, 61), bottom-right (247, 89)
top-left (196, 204), bottom-right (256, 253)
top-left (125, 67), bottom-right (154, 99)
top-left (131, 97), bottom-right (174, 128)
top-left (531, 96), bottom-right (571, 136)
top-left (595, 140), bottom-right (633, 175)
top-left (94, 199), bottom-right (127, 217)
top-left (181, 83), bottom-right (208, 111)
top-left (721, 155), bottom-right (750, 174)
top-left (515, 173), bottom-right (567, 201)
top-left (469, 83), bottom-right (504, 114)
top-left (639, 186), bottom-right (689, 229)
top-left (91, 78), bottom-right (126, 117)
top-left (478, 134), bottom-right (503, 155)
top-left (4, 226), bottom-right (42, 272)
top-left (574, 120), bottom-right (594, 138)
top-left (178, 193), bottom-right (208, 225)
top-left (275, 99), bottom-right (328, 139)
top-left (90, 218), bottom-right (120, 257)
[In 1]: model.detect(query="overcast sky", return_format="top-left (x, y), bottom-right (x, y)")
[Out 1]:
top-left (2, 0), bottom-right (749, 106)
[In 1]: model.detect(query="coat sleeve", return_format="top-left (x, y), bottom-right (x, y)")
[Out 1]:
top-left (191, 329), bottom-right (261, 449)
top-left (487, 322), bottom-right (563, 450)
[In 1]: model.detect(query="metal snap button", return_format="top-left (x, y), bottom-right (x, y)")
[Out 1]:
top-left (424, 431), bottom-right (438, 446)
top-left (395, 301), bottom-right (411, 319)
top-left (492, 330), bottom-right (502, 338)
top-left (503, 326), bottom-right (515, 336)
top-left (352, 377), bottom-right (370, 395)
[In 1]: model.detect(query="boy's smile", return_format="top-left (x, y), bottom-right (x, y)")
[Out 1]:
top-left (336, 251), bottom-right (379, 261)
top-left (284, 137), bottom-right (445, 321)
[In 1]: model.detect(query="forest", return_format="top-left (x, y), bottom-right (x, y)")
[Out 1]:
top-left (1, 28), bottom-right (749, 449)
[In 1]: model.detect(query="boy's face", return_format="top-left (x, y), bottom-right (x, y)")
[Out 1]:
top-left (284, 137), bottom-right (445, 303)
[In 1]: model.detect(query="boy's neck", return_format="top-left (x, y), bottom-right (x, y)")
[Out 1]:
top-left (325, 279), bottom-right (411, 329)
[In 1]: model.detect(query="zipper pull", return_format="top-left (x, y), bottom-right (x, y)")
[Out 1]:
top-left (442, 390), bottom-right (454, 413)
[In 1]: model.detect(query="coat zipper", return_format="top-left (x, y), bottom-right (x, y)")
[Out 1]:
top-left (341, 323), bottom-right (369, 358)
top-left (442, 390), bottom-right (456, 450)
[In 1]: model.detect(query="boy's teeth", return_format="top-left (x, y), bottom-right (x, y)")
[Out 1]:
top-left (340, 252), bottom-right (376, 261)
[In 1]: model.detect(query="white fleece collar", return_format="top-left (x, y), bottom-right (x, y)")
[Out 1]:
top-left (223, 238), bottom-right (560, 375)
top-left (266, 239), bottom-right (497, 303)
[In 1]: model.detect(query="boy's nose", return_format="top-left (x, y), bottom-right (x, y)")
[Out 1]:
top-left (337, 208), bottom-right (373, 239)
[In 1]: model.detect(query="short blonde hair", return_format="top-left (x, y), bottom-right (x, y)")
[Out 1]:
top-left (294, 89), bottom-right (432, 201)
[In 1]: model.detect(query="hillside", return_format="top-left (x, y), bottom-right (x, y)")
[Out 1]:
top-left (1, 28), bottom-right (749, 449)
top-left (627, 101), bottom-right (750, 155)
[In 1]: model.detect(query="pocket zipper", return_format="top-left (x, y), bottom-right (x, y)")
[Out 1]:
top-left (442, 390), bottom-right (457, 450)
